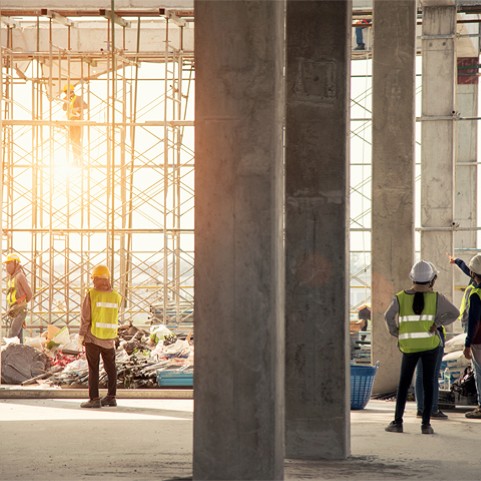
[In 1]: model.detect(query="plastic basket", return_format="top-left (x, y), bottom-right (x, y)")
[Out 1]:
top-left (156, 369), bottom-right (193, 387)
top-left (351, 364), bottom-right (378, 410)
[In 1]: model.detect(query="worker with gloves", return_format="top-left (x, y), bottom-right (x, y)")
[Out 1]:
top-left (79, 264), bottom-right (122, 409)
top-left (384, 260), bottom-right (458, 435)
top-left (3, 253), bottom-right (32, 343)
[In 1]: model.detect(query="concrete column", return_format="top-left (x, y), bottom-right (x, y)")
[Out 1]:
top-left (371, 0), bottom-right (416, 394)
top-left (285, 1), bottom-right (351, 459)
top-left (420, 1), bottom-right (456, 299)
top-left (193, 1), bottom-right (285, 480)
top-left (454, 52), bottom-right (478, 314)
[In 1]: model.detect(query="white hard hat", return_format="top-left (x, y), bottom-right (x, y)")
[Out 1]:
top-left (427, 261), bottom-right (438, 277)
top-left (469, 254), bottom-right (481, 276)
top-left (409, 260), bottom-right (436, 283)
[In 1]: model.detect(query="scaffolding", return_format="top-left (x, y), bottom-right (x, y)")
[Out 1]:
top-left (3, 7), bottom-right (478, 340)
top-left (349, 10), bottom-right (481, 321)
top-left (0, 9), bottom-right (195, 335)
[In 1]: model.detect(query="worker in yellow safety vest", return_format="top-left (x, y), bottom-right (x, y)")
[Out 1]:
top-left (449, 254), bottom-right (475, 333)
top-left (62, 83), bottom-right (88, 163)
top-left (3, 253), bottom-right (32, 343)
top-left (463, 254), bottom-right (481, 419)
top-left (79, 264), bottom-right (122, 408)
top-left (384, 260), bottom-right (459, 435)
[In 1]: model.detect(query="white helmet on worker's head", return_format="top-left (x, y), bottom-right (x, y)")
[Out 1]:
top-left (469, 254), bottom-right (481, 277)
top-left (409, 260), bottom-right (437, 283)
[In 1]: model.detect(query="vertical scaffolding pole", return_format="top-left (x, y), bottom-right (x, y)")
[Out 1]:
top-left (0, 21), bottom-right (4, 383)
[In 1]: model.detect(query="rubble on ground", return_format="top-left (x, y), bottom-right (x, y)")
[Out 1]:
top-left (1, 322), bottom-right (193, 388)
top-left (1, 343), bottom-right (50, 384)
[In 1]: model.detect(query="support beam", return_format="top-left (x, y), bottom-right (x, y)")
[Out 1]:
top-left (41, 9), bottom-right (73, 27)
top-left (371, 0), bottom-right (417, 394)
top-left (285, 0), bottom-right (351, 460)
top-left (193, 1), bottom-right (285, 479)
top-left (454, 50), bottom-right (479, 313)
top-left (0, 16), bottom-right (18, 27)
top-left (165, 10), bottom-right (187, 27)
top-left (420, 1), bottom-right (456, 300)
top-left (100, 9), bottom-right (131, 28)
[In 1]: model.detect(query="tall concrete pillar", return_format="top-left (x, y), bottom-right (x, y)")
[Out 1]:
top-left (193, 1), bottom-right (285, 480)
top-left (285, 1), bottom-right (351, 459)
top-left (420, 1), bottom-right (456, 299)
top-left (371, 0), bottom-right (417, 394)
top-left (454, 51), bottom-right (478, 315)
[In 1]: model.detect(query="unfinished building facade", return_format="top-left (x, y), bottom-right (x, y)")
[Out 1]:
top-left (0, 7), bottom-right (195, 335)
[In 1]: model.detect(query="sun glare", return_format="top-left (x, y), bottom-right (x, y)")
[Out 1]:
top-left (50, 150), bottom-right (82, 179)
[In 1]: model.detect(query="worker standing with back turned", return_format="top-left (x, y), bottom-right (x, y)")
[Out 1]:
top-left (3, 253), bottom-right (32, 343)
top-left (384, 260), bottom-right (458, 435)
top-left (79, 264), bottom-right (122, 408)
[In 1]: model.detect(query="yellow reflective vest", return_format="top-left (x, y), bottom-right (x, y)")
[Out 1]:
top-left (396, 290), bottom-right (440, 354)
top-left (67, 95), bottom-right (81, 120)
top-left (459, 284), bottom-right (474, 330)
top-left (89, 288), bottom-right (122, 340)
top-left (6, 276), bottom-right (17, 306)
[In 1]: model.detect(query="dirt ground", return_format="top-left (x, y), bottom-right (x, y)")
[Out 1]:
top-left (0, 397), bottom-right (479, 481)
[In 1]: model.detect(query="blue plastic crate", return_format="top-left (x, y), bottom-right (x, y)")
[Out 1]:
top-left (157, 369), bottom-right (193, 387)
top-left (351, 364), bottom-right (378, 410)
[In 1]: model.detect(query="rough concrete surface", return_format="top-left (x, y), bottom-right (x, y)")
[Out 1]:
top-left (0, 397), bottom-right (480, 480)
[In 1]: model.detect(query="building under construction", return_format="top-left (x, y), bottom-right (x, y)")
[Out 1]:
top-left (2, 3), bottom-right (480, 339)
top-left (4, 1), bottom-right (481, 479)
top-left (0, 5), bottom-right (195, 335)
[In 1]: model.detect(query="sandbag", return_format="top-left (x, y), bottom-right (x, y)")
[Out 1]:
top-left (444, 333), bottom-right (467, 353)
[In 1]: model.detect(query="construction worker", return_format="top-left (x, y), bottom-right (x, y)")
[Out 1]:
top-left (384, 260), bottom-right (458, 435)
top-left (354, 18), bottom-right (371, 50)
top-left (79, 264), bottom-right (122, 408)
top-left (62, 83), bottom-right (88, 163)
top-left (448, 254), bottom-right (474, 332)
top-left (463, 254), bottom-right (481, 419)
top-left (357, 304), bottom-right (371, 340)
top-left (3, 253), bottom-right (32, 343)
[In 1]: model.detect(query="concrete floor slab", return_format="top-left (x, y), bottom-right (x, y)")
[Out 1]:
top-left (0, 398), bottom-right (479, 480)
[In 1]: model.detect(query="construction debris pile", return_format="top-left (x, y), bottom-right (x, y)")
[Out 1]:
top-left (1, 323), bottom-right (193, 389)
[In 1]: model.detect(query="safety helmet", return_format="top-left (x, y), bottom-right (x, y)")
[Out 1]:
top-left (3, 253), bottom-right (20, 264)
top-left (62, 83), bottom-right (75, 93)
top-left (427, 261), bottom-right (438, 277)
top-left (91, 264), bottom-right (110, 279)
top-left (409, 260), bottom-right (436, 283)
top-left (469, 254), bottom-right (481, 277)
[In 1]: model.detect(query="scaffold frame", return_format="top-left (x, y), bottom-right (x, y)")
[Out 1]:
top-left (0, 9), bottom-right (195, 336)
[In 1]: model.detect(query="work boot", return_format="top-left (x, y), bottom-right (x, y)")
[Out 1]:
top-left (80, 398), bottom-right (101, 409)
top-left (465, 406), bottom-right (481, 418)
top-left (421, 424), bottom-right (434, 434)
top-left (385, 421), bottom-right (403, 433)
top-left (101, 395), bottom-right (117, 407)
top-left (431, 410), bottom-right (448, 419)
top-left (354, 44), bottom-right (365, 50)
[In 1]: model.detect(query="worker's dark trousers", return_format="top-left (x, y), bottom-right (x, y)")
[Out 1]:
top-left (394, 345), bottom-right (440, 426)
top-left (8, 308), bottom-right (27, 343)
top-left (85, 342), bottom-right (117, 400)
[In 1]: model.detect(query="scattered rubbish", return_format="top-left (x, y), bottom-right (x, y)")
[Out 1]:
top-left (1, 322), bottom-right (193, 389)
